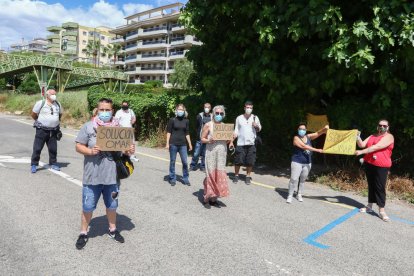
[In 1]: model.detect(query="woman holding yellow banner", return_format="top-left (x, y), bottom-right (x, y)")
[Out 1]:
top-left (286, 123), bottom-right (328, 203)
top-left (355, 119), bottom-right (394, 222)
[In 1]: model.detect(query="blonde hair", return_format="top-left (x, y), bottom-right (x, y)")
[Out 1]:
top-left (175, 103), bottom-right (188, 118)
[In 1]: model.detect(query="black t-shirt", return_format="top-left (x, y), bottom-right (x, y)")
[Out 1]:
top-left (167, 117), bottom-right (190, 146)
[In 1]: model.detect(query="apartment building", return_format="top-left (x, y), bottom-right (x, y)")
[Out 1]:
top-left (10, 38), bottom-right (48, 54)
top-left (46, 22), bottom-right (114, 65)
top-left (110, 2), bottom-right (201, 84)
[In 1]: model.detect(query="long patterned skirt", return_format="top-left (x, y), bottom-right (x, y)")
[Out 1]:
top-left (203, 141), bottom-right (229, 202)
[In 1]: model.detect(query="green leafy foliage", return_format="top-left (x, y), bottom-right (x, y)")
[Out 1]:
top-left (182, 0), bottom-right (414, 175)
top-left (169, 59), bottom-right (196, 90)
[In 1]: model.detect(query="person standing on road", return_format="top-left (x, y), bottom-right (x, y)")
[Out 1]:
top-left (30, 89), bottom-right (63, 173)
top-left (355, 119), bottom-right (394, 222)
top-left (286, 123), bottom-right (328, 203)
top-left (74, 98), bottom-right (135, 250)
top-left (232, 101), bottom-right (262, 185)
top-left (190, 103), bottom-right (212, 172)
top-left (201, 105), bottom-right (233, 209)
top-left (166, 104), bottom-right (193, 186)
top-left (115, 100), bottom-right (138, 162)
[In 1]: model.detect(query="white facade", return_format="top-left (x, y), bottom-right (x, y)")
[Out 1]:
top-left (110, 2), bottom-right (201, 85)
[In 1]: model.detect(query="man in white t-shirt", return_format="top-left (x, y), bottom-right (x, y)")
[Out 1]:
top-left (30, 89), bottom-right (63, 173)
top-left (115, 101), bottom-right (136, 127)
top-left (115, 101), bottom-right (138, 161)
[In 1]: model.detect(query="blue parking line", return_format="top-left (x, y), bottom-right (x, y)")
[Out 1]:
top-left (304, 208), bottom-right (359, 249)
top-left (390, 215), bottom-right (414, 225)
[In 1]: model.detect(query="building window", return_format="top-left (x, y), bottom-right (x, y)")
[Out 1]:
top-left (83, 31), bottom-right (87, 36)
top-left (101, 36), bottom-right (105, 40)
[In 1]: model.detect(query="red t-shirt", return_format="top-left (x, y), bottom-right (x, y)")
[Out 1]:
top-left (363, 134), bottom-right (394, 168)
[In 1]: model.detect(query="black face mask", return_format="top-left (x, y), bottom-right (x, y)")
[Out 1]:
top-left (122, 106), bottom-right (128, 110)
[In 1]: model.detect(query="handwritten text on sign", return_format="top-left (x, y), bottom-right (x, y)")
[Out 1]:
top-left (323, 129), bottom-right (358, 155)
top-left (96, 126), bottom-right (134, 151)
top-left (213, 123), bottom-right (234, 141)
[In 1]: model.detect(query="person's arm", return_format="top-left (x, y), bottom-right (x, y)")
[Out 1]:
top-left (31, 112), bottom-right (38, 120)
top-left (355, 134), bottom-right (394, 155)
top-left (308, 125), bottom-right (329, 140)
top-left (196, 114), bottom-right (202, 134)
top-left (201, 124), bottom-right (213, 144)
top-left (233, 116), bottom-right (239, 140)
top-left (253, 116), bottom-right (262, 132)
top-left (130, 110), bottom-right (136, 125)
top-left (185, 119), bottom-right (192, 151)
top-left (165, 119), bottom-right (173, 149)
top-left (76, 143), bottom-right (101, 156)
top-left (357, 134), bottom-right (371, 148)
top-left (31, 101), bottom-right (41, 120)
top-left (293, 136), bottom-right (323, 153)
top-left (58, 103), bottom-right (63, 120)
top-left (123, 143), bottom-right (135, 156)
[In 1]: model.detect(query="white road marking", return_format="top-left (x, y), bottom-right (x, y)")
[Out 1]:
top-left (0, 155), bottom-right (82, 187)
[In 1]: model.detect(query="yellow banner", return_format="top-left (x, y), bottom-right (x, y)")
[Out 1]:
top-left (323, 129), bottom-right (358, 155)
top-left (306, 113), bottom-right (329, 132)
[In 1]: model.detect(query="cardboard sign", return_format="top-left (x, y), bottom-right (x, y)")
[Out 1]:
top-left (96, 126), bottom-right (134, 151)
top-left (213, 123), bottom-right (234, 141)
top-left (323, 129), bottom-right (358, 155)
top-left (307, 113), bottom-right (329, 132)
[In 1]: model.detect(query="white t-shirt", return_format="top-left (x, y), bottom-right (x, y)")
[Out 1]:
top-left (115, 109), bottom-right (136, 127)
top-left (234, 114), bottom-right (262, 146)
top-left (32, 100), bottom-right (62, 128)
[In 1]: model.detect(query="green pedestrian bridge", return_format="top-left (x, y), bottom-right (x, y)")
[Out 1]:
top-left (0, 53), bottom-right (128, 93)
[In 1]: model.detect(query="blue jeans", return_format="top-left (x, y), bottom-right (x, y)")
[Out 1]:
top-left (169, 144), bottom-right (189, 182)
top-left (190, 140), bottom-right (206, 169)
top-left (82, 184), bottom-right (119, 212)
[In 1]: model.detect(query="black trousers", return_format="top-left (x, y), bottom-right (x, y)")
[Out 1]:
top-left (31, 128), bottom-right (58, 166)
top-left (365, 163), bottom-right (389, 208)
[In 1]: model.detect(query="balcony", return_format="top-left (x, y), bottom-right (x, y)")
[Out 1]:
top-left (138, 40), bottom-right (168, 50)
top-left (111, 37), bottom-right (125, 44)
top-left (114, 60), bottom-right (125, 65)
top-left (171, 24), bottom-right (185, 32)
top-left (138, 26), bottom-right (168, 37)
top-left (136, 67), bottom-right (166, 74)
top-left (137, 53), bottom-right (167, 62)
top-left (62, 22), bottom-right (79, 29)
top-left (47, 34), bottom-right (60, 40)
top-left (125, 55), bottom-right (138, 63)
top-left (170, 35), bottom-right (202, 46)
top-left (64, 31), bottom-right (78, 37)
top-left (47, 26), bottom-right (62, 32)
top-left (124, 43), bottom-right (139, 52)
top-left (125, 31), bottom-right (139, 41)
top-left (125, 68), bottom-right (137, 75)
top-left (169, 50), bottom-right (187, 60)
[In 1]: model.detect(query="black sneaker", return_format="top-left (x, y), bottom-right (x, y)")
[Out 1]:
top-left (200, 167), bottom-right (206, 172)
top-left (233, 175), bottom-right (239, 183)
top-left (108, 229), bottom-right (124, 243)
top-left (203, 202), bottom-right (211, 209)
top-left (245, 177), bottom-right (252, 185)
top-left (190, 166), bottom-right (197, 171)
top-left (169, 180), bottom-right (176, 186)
top-left (76, 234), bottom-right (88, 250)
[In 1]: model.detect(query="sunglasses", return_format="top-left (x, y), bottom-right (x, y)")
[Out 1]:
top-left (50, 107), bottom-right (54, 115)
top-left (215, 112), bottom-right (224, 116)
top-left (378, 124), bottom-right (388, 128)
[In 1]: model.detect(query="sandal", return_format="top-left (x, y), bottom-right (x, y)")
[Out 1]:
top-left (379, 211), bottom-right (390, 222)
top-left (359, 206), bottom-right (374, 213)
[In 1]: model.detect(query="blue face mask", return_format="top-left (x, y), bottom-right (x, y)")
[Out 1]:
top-left (298, 129), bottom-right (306, 137)
top-left (98, 111), bottom-right (112, 122)
top-left (214, 114), bottom-right (223, 122)
top-left (177, 110), bottom-right (185, 117)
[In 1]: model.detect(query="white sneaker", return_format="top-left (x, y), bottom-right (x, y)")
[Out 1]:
top-left (286, 196), bottom-right (293, 204)
top-left (297, 194), bottom-right (303, 202)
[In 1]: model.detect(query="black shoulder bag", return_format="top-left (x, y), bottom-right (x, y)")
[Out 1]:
top-left (111, 152), bottom-right (134, 179)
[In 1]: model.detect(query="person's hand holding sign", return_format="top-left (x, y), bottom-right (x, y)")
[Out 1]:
top-left (124, 144), bottom-right (135, 156)
top-left (91, 145), bottom-right (101, 155)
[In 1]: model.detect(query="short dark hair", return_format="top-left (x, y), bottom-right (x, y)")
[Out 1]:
top-left (244, 101), bottom-right (253, 106)
top-left (122, 100), bottom-right (129, 105)
top-left (298, 122), bottom-right (307, 128)
top-left (99, 98), bottom-right (113, 104)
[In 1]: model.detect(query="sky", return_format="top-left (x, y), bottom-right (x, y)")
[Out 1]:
top-left (0, 0), bottom-right (186, 50)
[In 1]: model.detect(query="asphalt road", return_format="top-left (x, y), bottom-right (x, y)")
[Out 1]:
top-left (0, 114), bottom-right (413, 276)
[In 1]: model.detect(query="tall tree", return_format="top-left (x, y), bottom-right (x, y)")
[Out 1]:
top-left (82, 40), bottom-right (103, 68)
top-left (169, 59), bottom-right (195, 89)
top-left (102, 43), bottom-right (122, 68)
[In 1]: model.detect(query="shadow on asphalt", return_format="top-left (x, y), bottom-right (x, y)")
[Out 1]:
top-left (88, 214), bottom-right (135, 238)
top-left (275, 187), bottom-right (365, 208)
top-left (192, 189), bottom-right (227, 208)
top-left (163, 175), bottom-right (188, 185)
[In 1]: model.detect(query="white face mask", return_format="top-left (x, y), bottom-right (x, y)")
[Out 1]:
top-left (245, 108), bottom-right (253, 115)
top-left (49, 94), bottom-right (57, 101)
top-left (204, 107), bottom-right (210, 113)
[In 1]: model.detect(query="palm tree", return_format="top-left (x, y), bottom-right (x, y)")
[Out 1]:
top-left (102, 44), bottom-right (122, 68)
top-left (82, 40), bottom-right (103, 68)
